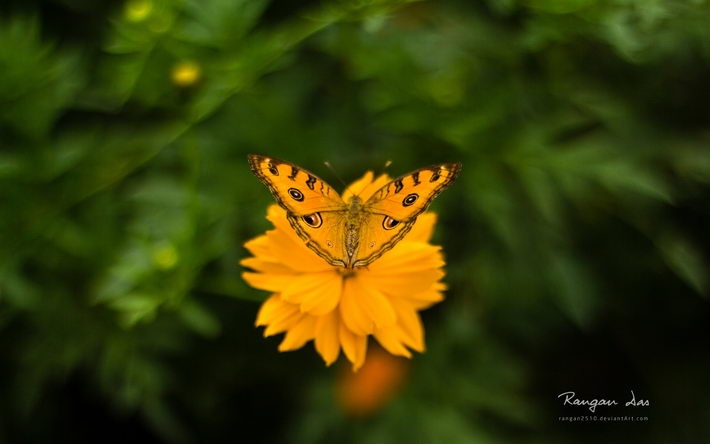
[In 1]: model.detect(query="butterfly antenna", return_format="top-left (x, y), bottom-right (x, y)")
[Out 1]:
top-left (323, 160), bottom-right (348, 188)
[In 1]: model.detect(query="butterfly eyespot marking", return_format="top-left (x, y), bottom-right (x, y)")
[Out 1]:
top-left (302, 212), bottom-right (322, 228)
top-left (267, 161), bottom-right (279, 176)
top-left (288, 188), bottom-right (304, 201)
top-left (382, 216), bottom-right (400, 230)
top-left (402, 193), bottom-right (419, 207)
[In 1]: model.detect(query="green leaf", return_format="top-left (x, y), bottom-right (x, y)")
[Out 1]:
top-left (658, 234), bottom-right (708, 296)
top-left (548, 253), bottom-right (599, 328)
top-left (109, 293), bottom-right (161, 327)
top-left (177, 299), bottom-right (221, 337)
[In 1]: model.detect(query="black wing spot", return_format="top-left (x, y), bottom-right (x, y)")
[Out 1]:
top-left (393, 179), bottom-right (404, 194)
top-left (412, 171), bottom-right (421, 185)
top-left (430, 168), bottom-right (441, 182)
top-left (302, 212), bottom-right (323, 228)
top-left (382, 216), bottom-right (400, 230)
top-left (305, 174), bottom-right (317, 191)
top-left (288, 188), bottom-right (304, 201)
top-left (288, 166), bottom-right (299, 180)
top-left (402, 193), bottom-right (419, 207)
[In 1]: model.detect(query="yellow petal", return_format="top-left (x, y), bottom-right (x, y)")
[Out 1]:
top-left (265, 206), bottom-right (311, 252)
top-left (339, 322), bottom-right (368, 371)
top-left (246, 205), bottom-right (333, 273)
top-left (358, 268), bottom-right (445, 297)
top-left (240, 257), bottom-right (296, 275)
top-left (242, 271), bottom-right (300, 293)
top-left (265, 226), bottom-right (332, 272)
top-left (339, 278), bottom-right (374, 335)
top-left (370, 242), bottom-right (444, 274)
top-left (404, 212), bottom-right (437, 243)
top-left (339, 276), bottom-right (397, 336)
top-left (255, 296), bottom-right (304, 337)
top-left (243, 235), bottom-right (276, 261)
top-left (358, 173), bottom-right (393, 200)
top-left (297, 273), bottom-right (342, 315)
top-left (373, 326), bottom-right (412, 358)
top-left (356, 277), bottom-right (398, 329)
top-left (278, 315), bottom-right (317, 351)
top-left (255, 295), bottom-right (290, 326)
top-left (265, 205), bottom-right (300, 240)
top-left (402, 286), bottom-right (446, 310)
top-left (315, 312), bottom-right (341, 366)
top-left (278, 271), bottom-right (342, 315)
top-left (391, 302), bottom-right (425, 353)
top-left (342, 171), bottom-right (375, 200)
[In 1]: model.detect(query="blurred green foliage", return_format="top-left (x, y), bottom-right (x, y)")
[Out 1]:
top-left (1, 0), bottom-right (710, 442)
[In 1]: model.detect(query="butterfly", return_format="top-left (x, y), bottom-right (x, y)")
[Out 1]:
top-left (248, 154), bottom-right (461, 269)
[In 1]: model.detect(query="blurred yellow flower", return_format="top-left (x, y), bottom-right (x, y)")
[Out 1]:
top-left (171, 61), bottom-right (201, 87)
top-left (124, 0), bottom-right (153, 22)
top-left (336, 346), bottom-right (409, 416)
top-left (241, 172), bottom-right (448, 370)
top-left (152, 242), bottom-right (178, 270)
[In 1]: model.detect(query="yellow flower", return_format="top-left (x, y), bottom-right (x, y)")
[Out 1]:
top-left (336, 345), bottom-right (409, 416)
top-left (241, 172), bottom-right (448, 370)
top-left (171, 61), bottom-right (201, 87)
top-left (152, 242), bottom-right (178, 270)
top-left (124, 0), bottom-right (153, 22)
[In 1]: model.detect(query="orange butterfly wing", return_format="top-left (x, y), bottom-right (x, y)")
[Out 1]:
top-left (249, 154), bottom-right (461, 269)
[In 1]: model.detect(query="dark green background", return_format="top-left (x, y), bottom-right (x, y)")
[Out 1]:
top-left (1, 0), bottom-right (709, 442)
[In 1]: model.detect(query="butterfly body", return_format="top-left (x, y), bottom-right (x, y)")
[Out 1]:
top-left (248, 154), bottom-right (461, 269)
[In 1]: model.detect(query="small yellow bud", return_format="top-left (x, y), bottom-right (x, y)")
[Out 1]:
top-left (171, 61), bottom-right (202, 87)
top-left (153, 243), bottom-right (178, 270)
top-left (124, 0), bottom-right (153, 22)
